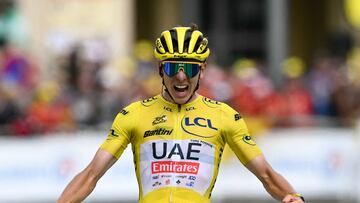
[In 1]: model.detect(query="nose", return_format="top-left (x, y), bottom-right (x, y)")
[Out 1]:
top-left (175, 69), bottom-right (187, 81)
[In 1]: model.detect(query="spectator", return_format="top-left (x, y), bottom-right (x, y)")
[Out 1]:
top-left (306, 56), bottom-right (338, 116)
top-left (280, 57), bottom-right (314, 126)
top-left (0, 86), bottom-right (20, 134)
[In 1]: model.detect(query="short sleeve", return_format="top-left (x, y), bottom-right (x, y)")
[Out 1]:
top-left (100, 102), bottom-right (139, 159)
top-left (222, 104), bottom-right (262, 165)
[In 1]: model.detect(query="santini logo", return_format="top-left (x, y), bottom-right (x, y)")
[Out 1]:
top-left (144, 128), bottom-right (173, 138)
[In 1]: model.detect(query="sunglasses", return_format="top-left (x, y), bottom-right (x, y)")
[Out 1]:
top-left (162, 61), bottom-right (202, 78)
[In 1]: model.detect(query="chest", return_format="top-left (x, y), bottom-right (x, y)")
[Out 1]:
top-left (133, 110), bottom-right (224, 146)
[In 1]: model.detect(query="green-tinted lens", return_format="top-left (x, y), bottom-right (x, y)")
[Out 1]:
top-left (163, 62), bottom-right (201, 78)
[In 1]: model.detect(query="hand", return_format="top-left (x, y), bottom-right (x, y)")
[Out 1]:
top-left (282, 194), bottom-right (305, 203)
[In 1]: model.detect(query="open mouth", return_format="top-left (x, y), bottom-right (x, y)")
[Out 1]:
top-left (174, 85), bottom-right (189, 92)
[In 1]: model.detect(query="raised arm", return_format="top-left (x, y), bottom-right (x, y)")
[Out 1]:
top-left (245, 155), bottom-right (304, 203)
top-left (57, 148), bottom-right (117, 203)
top-left (220, 104), bottom-right (305, 202)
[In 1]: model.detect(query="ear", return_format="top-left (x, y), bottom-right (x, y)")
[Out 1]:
top-left (200, 62), bottom-right (206, 79)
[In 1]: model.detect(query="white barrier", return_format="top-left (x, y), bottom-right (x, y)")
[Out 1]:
top-left (0, 131), bottom-right (138, 202)
top-left (0, 128), bottom-right (358, 202)
top-left (213, 127), bottom-right (358, 202)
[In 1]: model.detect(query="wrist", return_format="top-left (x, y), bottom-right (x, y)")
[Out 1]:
top-left (292, 193), bottom-right (305, 202)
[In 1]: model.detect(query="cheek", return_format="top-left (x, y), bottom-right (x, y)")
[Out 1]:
top-left (163, 76), bottom-right (172, 86)
top-left (190, 77), bottom-right (199, 87)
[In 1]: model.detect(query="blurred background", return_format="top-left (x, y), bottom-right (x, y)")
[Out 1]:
top-left (0, 0), bottom-right (359, 202)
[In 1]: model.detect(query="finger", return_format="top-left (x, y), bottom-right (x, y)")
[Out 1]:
top-left (282, 194), bottom-right (294, 203)
top-left (284, 196), bottom-right (303, 203)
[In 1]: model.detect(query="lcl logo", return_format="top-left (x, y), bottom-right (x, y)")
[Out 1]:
top-left (181, 117), bottom-right (218, 138)
top-left (184, 117), bottom-right (218, 130)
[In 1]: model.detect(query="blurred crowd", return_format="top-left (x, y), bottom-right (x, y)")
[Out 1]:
top-left (1, 1), bottom-right (360, 136)
top-left (1, 36), bottom-right (360, 136)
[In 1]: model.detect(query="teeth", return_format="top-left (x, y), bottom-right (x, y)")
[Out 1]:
top-left (175, 85), bottom-right (187, 88)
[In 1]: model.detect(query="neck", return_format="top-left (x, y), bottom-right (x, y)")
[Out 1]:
top-left (161, 88), bottom-right (198, 105)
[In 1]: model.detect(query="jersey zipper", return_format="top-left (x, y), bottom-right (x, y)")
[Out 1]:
top-left (172, 103), bottom-right (182, 202)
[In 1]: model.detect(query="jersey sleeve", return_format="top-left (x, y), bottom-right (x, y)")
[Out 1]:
top-left (100, 102), bottom-right (139, 159)
top-left (221, 104), bottom-right (262, 165)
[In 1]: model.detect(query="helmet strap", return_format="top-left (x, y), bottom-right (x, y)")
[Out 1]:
top-left (162, 78), bottom-right (176, 103)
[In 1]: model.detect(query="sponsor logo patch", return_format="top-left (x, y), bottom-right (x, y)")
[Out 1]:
top-left (109, 129), bottom-right (119, 137)
top-left (181, 117), bottom-right (218, 138)
top-left (163, 106), bottom-right (172, 112)
top-left (202, 97), bottom-right (221, 105)
top-left (120, 109), bottom-right (129, 115)
top-left (140, 140), bottom-right (215, 196)
top-left (152, 181), bottom-right (161, 187)
top-left (152, 115), bottom-right (167, 125)
top-left (242, 135), bottom-right (256, 146)
top-left (186, 181), bottom-right (195, 187)
top-left (234, 113), bottom-right (241, 121)
top-left (155, 39), bottom-right (164, 50)
top-left (141, 97), bottom-right (158, 106)
top-left (188, 175), bottom-right (196, 180)
top-left (185, 107), bottom-right (196, 111)
top-left (152, 142), bottom-right (201, 160)
top-left (152, 161), bottom-right (200, 174)
top-left (144, 128), bottom-right (173, 138)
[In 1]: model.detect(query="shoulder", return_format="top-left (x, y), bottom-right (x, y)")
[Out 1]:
top-left (200, 96), bottom-right (223, 108)
top-left (121, 95), bottom-right (161, 112)
top-left (140, 95), bottom-right (161, 107)
top-left (120, 100), bottom-right (141, 113)
top-left (201, 96), bottom-right (240, 113)
top-left (200, 96), bottom-right (242, 121)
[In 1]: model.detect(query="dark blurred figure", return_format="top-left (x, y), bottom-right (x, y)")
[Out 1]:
top-left (306, 56), bottom-right (338, 116)
top-left (332, 47), bottom-right (360, 126)
top-left (0, 86), bottom-right (20, 134)
top-left (327, 32), bottom-right (353, 60)
top-left (62, 43), bottom-right (105, 127)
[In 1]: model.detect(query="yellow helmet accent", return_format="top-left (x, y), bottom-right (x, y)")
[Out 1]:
top-left (162, 31), bottom-right (173, 53)
top-left (188, 31), bottom-right (202, 53)
top-left (154, 26), bottom-right (210, 62)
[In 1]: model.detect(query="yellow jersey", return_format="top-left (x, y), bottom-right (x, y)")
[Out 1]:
top-left (100, 94), bottom-right (262, 203)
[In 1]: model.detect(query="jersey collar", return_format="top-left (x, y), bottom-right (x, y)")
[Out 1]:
top-left (158, 94), bottom-right (202, 109)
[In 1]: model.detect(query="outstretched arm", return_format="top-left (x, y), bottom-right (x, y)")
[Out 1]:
top-left (245, 155), bottom-right (304, 203)
top-left (57, 149), bottom-right (117, 203)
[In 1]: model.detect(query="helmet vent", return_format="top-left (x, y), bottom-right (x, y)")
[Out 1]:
top-left (169, 29), bottom-right (178, 53)
top-left (160, 36), bottom-right (169, 53)
top-left (183, 29), bottom-right (192, 53)
top-left (194, 36), bottom-right (204, 53)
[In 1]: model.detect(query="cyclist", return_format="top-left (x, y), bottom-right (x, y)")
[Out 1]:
top-left (58, 25), bottom-right (305, 203)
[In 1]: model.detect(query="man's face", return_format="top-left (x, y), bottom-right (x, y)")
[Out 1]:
top-left (162, 61), bottom-right (205, 104)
